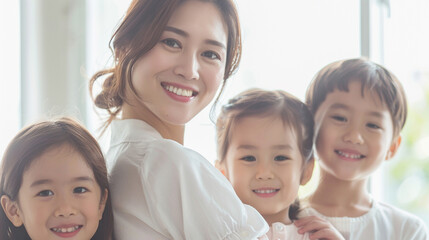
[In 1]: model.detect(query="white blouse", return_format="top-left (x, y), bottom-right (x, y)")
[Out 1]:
top-left (107, 119), bottom-right (268, 240)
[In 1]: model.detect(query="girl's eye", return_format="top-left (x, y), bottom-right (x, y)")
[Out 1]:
top-left (332, 115), bottom-right (347, 122)
top-left (201, 51), bottom-right (220, 60)
top-left (74, 187), bottom-right (88, 194)
top-left (161, 38), bottom-right (181, 48)
top-left (367, 123), bottom-right (381, 129)
top-left (240, 156), bottom-right (256, 162)
top-left (37, 190), bottom-right (53, 197)
top-left (274, 155), bottom-right (290, 161)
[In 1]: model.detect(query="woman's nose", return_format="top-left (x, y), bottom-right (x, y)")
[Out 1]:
top-left (174, 51), bottom-right (200, 81)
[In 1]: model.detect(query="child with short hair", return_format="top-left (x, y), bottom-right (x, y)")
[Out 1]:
top-left (299, 58), bottom-right (429, 239)
top-left (216, 89), bottom-right (344, 240)
top-left (0, 117), bottom-right (114, 240)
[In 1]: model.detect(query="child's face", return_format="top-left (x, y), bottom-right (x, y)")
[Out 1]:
top-left (126, 0), bottom-right (227, 125)
top-left (8, 144), bottom-right (106, 240)
top-left (219, 116), bottom-right (312, 224)
top-left (314, 80), bottom-right (398, 181)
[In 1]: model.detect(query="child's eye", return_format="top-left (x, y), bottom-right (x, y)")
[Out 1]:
top-left (37, 190), bottom-right (53, 197)
top-left (161, 38), bottom-right (181, 48)
top-left (240, 156), bottom-right (256, 162)
top-left (274, 155), bottom-right (290, 161)
top-left (201, 51), bottom-right (220, 60)
top-left (73, 187), bottom-right (88, 194)
top-left (367, 123), bottom-right (381, 129)
top-left (332, 115), bottom-right (347, 122)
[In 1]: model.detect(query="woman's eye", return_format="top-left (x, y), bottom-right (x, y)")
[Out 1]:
top-left (37, 190), bottom-right (53, 197)
top-left (240, 156), bottom-right (256, 162)
top-left (332, 115), bottom-right (347, 122)
top-left (161, 38), bottom-right (181, 48)
top-left (74, 187), bottom-right (88, 194)
top-left (274, 155), bottom-right (290, 161)
top-left (202, 51), bottom-right (220, 60)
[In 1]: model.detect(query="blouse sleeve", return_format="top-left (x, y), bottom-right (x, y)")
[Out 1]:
top-left (139, 139), bottom-right (268, 239)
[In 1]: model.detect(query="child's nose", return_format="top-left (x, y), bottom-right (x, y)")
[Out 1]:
top-left (54, 197), bottom-right (77, 217)
top-left (255, 162), bottom-right (274, 180)
top-left (173, 51), bottom-right (200, 81)
top-left (343, 125), bottom-right (364, 144)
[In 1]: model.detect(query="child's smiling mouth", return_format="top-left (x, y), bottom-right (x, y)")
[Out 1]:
top-left (252, 188), bottom-right (280, 198)
top-left (50, 225), bottom-right (83, 237)
top-left (335, 149), bottom-right (365, 160)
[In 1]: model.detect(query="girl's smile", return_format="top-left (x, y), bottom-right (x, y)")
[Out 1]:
top-left (50, 224), bottom-right (82, 238)
top-left (220, 116), bottom-right (306, 223)
top-left (11, 143), bottom-right (107, 240)
top-left (252, 188), bottom-right (280, 198)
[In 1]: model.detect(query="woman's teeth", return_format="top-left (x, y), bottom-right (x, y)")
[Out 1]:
top-left (164, 85), bottom-right (194, 97)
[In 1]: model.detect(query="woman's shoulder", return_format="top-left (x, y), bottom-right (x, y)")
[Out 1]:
top-left (109, 132), bottom-right (210, 170)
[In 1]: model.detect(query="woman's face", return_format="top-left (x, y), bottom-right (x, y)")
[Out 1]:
top-left (126, 0), bottom-right (228, 126)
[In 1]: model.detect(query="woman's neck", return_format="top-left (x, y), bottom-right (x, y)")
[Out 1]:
top-left (122, 103), bottom-right (185, 144)
top-left (308, 169), bottom-right (372, 217)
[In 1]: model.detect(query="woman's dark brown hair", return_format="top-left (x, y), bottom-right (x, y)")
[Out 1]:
top-left (0, 117), bottom-right (113, 240)
top-left (89, 0), bottom-right (242, 131)
top-left (216, 88), bottom-right (315, 220)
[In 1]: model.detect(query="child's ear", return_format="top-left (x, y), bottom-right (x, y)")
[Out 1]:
top-left (98, 189), bottom-right (108, 220)
top-left (300, 158), bottom-right (315, 185)
top-left (1, 195), bottom-right (24, 227)
top-left (214, 160), bottom-right (227, 177)
top-left (386, 135), bottom-right (402, 160)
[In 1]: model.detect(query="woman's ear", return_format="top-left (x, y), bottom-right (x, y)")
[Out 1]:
top-left (386, 135), bottom-right (402, 160)
top-left (214, 160), bottom-right (227, 177)
top-left (1, 195), bottom-right (23, 227)
top-left (300, 158), bottom-right (314, 185)
top-left (98, 189), bottom-right (108, 220)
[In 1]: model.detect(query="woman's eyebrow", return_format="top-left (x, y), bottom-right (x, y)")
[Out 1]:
top-left (165, 26), bottom-right (226, 49)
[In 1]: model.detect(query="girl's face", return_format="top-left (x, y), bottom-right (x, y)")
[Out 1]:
top-left (4, 144), bottom-right (107, 240)
top-left (218, 116), bottom-right (313, 225)
top-left (125, 0), bottom-right (228, 125)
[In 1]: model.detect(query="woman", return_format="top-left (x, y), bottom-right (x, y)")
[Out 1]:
top-left (89, 0), bottom-right (268, 239)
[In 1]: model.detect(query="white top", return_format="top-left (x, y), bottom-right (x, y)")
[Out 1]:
top-left (107, 119), bottom-right (269, 240)
top-left (299, 200), bottom-right (429, 240)
top-left (259, 222), bottom-right (310, 240)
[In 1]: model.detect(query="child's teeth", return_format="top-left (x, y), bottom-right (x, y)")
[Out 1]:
top-left (337, 150), bottom-right (362, 159)
top-left (254, 189), bottom-right (276, 194)
top-left (52, 226), bottom-right (79, 233)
